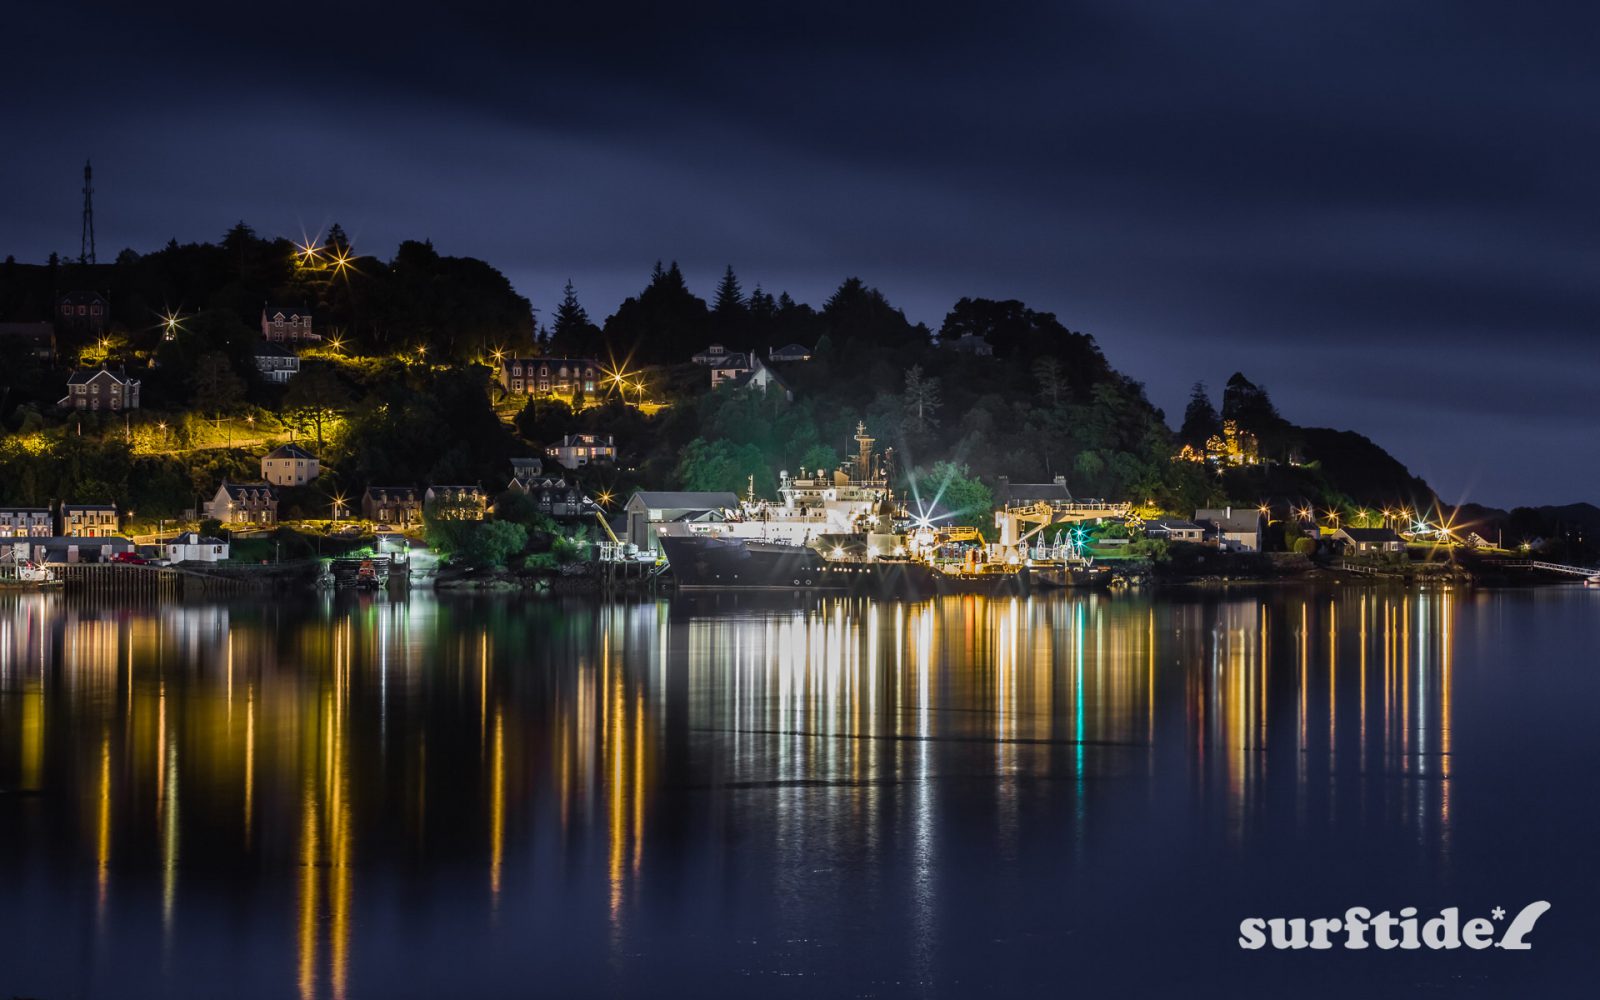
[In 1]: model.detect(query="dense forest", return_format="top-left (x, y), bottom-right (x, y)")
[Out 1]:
top-left (1, 224), bottom-right (1543, 545)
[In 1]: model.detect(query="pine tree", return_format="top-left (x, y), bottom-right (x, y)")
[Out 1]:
top-left (713, 265), bottom-right (745, 316)
top-left (1032, 356), bottom-right (1064, 407)
top-left (1180, 382), bottom-right (1223, 447)
top-left (551, 280), bottom-right (595, 356)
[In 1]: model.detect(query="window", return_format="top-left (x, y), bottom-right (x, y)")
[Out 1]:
top-left (91, 304), bottom-right (102, 315)
top-left (61, 304), bottom-right (72, 316)
top-left (77, 306), bottom-right (87, 316)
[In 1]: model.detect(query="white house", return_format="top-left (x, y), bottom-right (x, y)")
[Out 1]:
top-left (1195, 507), bottom-right (1264, 552)
top-left (166, 532), bottom-right (230, 564)
top-left (545, 432), bottom-right (616, 470)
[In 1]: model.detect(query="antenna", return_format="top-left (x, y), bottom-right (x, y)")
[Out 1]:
top-left (80, 160), bottom-right (96, 265)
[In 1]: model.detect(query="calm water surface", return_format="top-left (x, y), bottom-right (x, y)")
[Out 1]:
top-left (1, 587), bottom-right (1597, 997)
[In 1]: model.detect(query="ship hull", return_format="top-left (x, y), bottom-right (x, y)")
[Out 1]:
top-left (659, 534), bottom-right (844, 590)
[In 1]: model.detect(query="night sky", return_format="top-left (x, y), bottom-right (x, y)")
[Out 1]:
top-left (8, 2), bottom-right (1595, 507)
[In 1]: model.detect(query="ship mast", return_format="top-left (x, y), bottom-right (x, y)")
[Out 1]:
top-left (853, 421), bottom-right (874, 484)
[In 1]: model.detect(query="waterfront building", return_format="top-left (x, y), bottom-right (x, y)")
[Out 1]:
top-left (205, 482), bottom-right (279, 525)
top-left (1195, 507), bottom-right (1265, 552)
top-left (424, 485), bottom-right (489, 519)
top-left (165, 532), bottom-right (230, 564)
top-left (506, 472), bottom-right (591, 519)
top-left (1334, 526), bottom-right (1406, 554)
top-left (58, 503), bottom-right (118, 537)
top-left (624, 490), bottom-right (739, 552)
top-left (1144, 518), bottom-right (1206, 543)
top-left (362, 486), bottom-right (423, 526)
top-left (0, 507), bottom-right (53, 538)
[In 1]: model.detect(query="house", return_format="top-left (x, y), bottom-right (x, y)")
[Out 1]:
top-left (546, 432), bottom-right (616, 470)
top-left (261, 442), bottom-right (320, 486)
top-left (1195, 507), bottom-right (1264, 552)
top-left (362, 486), bottom-right (423, 526)
top-left (994, 475), bottom-right (1074, 509)
top-left (261, 305), bottom-right (319, 343)
top-left (944, 333), bottom-right (994, 357)
top-left (624, 491), bottom-right (739, 551)
top-left (57, 291), bottom-right (110, 335)
top-left (424, 485), bottom-right (489, 519)
top-left (727, 356), bottom-right (793, 401)
top-left (769, 343), bottom-right (813, 363)
top-left (507, 473), bottom-right (592, 519)
top-left (166, 532), bottom-right (230, 564)
top-left (253, 340), bottom-right (301, 383)
top-left (205, 482), bottom-right (279, 525)
top-left (58, 368), bottom-right (140, 411)
top-left (1334, 526), bottom-right (1406, 555)
top-left (1144, 518), bottom-right (1206, 544)
top-left (0, 507), bottom-right (53, 538)
top-left (0, 321), bottom-right (57, 360)
top-left (707, 351), bottom-right (755, 388)
top-left (510, 456), bottom-right (543, 481)
top-left (691, 344), bottom-right (735, 364)
top-left (59, 503), bottom-right (118, 537)
top-left (499, 357), bottom-right (602, 398)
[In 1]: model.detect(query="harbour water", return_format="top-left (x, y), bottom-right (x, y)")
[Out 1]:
top-left (1, 587), bottom-right (1596, 997)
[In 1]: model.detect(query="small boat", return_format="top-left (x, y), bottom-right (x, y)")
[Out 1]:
top-left (2, 562), bottom-right (63, 589)
top-left (1585, 574), bottom-right (1600, 588)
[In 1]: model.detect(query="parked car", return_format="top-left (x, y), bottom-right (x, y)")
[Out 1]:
top-left (111, 552), bottom-right (149, 565)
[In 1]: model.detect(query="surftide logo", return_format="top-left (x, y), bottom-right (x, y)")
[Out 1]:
top-left (1239, 902), bottom-right (1551, 951)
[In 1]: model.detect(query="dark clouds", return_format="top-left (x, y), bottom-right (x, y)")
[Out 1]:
top-left (8, 1), bottom-right (1597, 506)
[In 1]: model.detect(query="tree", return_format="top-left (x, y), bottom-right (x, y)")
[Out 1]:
top-left (713, 265), bottom-right (745, 316)
top-left (902, 365), bottom-right (942, 432)
top-left (1032, 356), bottom-right (1064, 407)
top-left (192, 353), bottom-right (245, 418)
top-left (550, 279), bottom-right (599, 356)
top-left (1179, 382), bottom-right (1222, 448)
top-left (282, 362), bottom-right (351, 446)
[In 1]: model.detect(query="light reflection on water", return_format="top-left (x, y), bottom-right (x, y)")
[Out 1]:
top-left (0, 587), bottom-right (1588, 997)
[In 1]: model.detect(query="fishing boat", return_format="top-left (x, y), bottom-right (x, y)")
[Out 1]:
top-left (0, 562), bottom-right (63, 589)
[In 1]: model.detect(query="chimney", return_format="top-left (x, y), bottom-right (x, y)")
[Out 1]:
top-left (1225, 506), bottom-right (1232, 519)
top-left (1053, 475), bottom-right (1067, 487)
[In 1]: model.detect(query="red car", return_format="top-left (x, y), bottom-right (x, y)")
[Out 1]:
top-left (110, 552), bottom-right (149, 565)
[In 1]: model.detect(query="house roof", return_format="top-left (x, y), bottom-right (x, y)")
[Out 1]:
top-left (1195, 508), bottom-right (1264, 533)
top-left (1148, 519), bottom-right (1203, 531)
top-left (65, 367), bottom-right (134, 385)
top-left (216, 481), bottom-right (279, 501)
top-left (264, 305), bottom-right (312, 319)
top-left (769, 343), bottom-right (812, 358)
top-left (173, 532), bottom-right (227, 545)
top-left (62, 502), bottom-right (116, 512)
top-left (1338, 527), bottom-right (1403, 543)
top-left (264, 442), bottom-right (317, 461)
top-left (254, 340), bottom-right (298, 358)
top-left (552, 432), bottom-right (615, 447)
top-left (502, 356), bottom-right (602, 370)
top-left (629, 491), bottom-right (740, 511)
top-left (365, 486), bottom-right (420, 500)
top-left (995, 476), bottom-right (1074, 505)
top-left (427, 484), bottom-right (486, 495)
